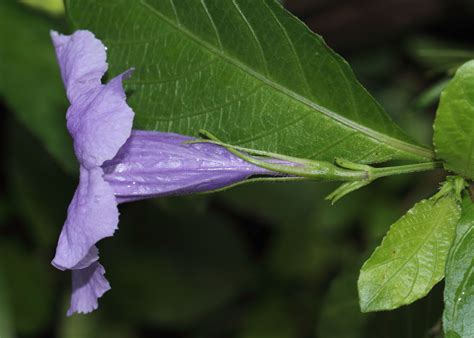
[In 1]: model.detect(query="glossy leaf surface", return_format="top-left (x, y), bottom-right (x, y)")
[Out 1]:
top-left (434, 60), bottom-right (474, 179)
top-left (66, 0), bottom-right (432, 164)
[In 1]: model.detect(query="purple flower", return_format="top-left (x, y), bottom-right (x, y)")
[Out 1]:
top-left (102, 130), bottom-right (281, 203)
top-left (51, 30), bottom-right (289, 315)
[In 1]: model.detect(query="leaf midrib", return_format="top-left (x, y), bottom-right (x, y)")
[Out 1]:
top-left (363, 199), bottom-right (450, 309)
top-left (139, 0), bottom-right (433, 160)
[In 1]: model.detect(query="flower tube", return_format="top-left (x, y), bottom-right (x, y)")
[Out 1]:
top-left (102, 130), bottom-right (283, 203)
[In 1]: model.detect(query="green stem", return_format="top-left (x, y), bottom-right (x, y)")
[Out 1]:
top-left (326, 160), bottom-right (443, 203)
top-left (192, 130), bottom-right (319, 166)
top-left (195, 130), bottom-right (367, 181)
top-left (370, 161), bottom-right (443, 179)
top-left (189, 130), bottom-right (443, 202)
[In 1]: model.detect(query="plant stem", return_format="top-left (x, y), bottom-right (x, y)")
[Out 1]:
top-left (192, 129), bottom-right (442, 183)
top-left (370, 161), bottom-right (443, 179)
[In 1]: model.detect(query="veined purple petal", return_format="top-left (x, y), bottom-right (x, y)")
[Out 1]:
top-left (66, 70), bottom-right (134, 169)
top-left (52, 30), bottom-right (134, 169)
top-left (52, 167), bottom-right (119, 271)
top-left (68, 262), bottom-right (111, 316)
top-left (102, 131), bottom-right (288, 203)
top-left (51, 30), bottom-right (134, 316)
top-left (51, 30), bottom-right (107, 104)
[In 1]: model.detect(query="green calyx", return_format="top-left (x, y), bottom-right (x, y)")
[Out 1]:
top-left (189, 130), bottom-right (443, 203)
top-left (433, 176), bottom-right (467, 203)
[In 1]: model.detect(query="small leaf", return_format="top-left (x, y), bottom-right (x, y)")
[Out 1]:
top-left (358, 191), bottom-right (461, 312)
top-left (66, 0), bottom-right (432, 164)
top-left (443, 195), bottom-right (474, 338)
top-left (365, 283), bottom-right (444, 338)
top-left (434, 60), bottom-right (474, 179)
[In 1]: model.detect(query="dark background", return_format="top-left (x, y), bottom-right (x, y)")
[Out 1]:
top-left (1, 0), bottom-right (473, 337)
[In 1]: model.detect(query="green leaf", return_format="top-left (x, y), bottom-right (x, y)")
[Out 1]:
top-left (320, 257), bottom-right (445, 338)
top-left (358, 191), bottom-right (461, 312)
top-left (434, 60), bottom-right (474, 179)
top-left (0, 1), bottom-right (75, 173)
top-left (365, 283), bottom-right (444, 338)
top-left (443, 195), bottom-right (474, 338)
top-left (66, 0), bottom-right (432, 164)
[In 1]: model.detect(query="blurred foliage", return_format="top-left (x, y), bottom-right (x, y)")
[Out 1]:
top-left (0, 269), bottom-right (14, 338)
top-left (20, 0), bottom-right (64, 16)
top-left (7, 118), bottom-right (75, 248)
top-left (238, 293), bottom-right (298, 338)
top-left (0, 0), bottom-right (75, 173)
top-left (406, 37), bottom-right (474, 76)
top-left (101, 199), bottom-right (254, 327)
top-left (0, 0), bottom-right (472, 337)
top-left (0, 240), bottom-right (55, 335)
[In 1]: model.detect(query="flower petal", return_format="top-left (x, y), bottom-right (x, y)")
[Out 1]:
top-left (51, 30), bottom-right (107, 104)
top-left (67, 262), bottom-right (111, 316)
top-left (66, 70), bottom-right (134, 168)
top-left (52, 167), bottom-right (119, 270)
top-left (51, 30), bottom-right (134, 168)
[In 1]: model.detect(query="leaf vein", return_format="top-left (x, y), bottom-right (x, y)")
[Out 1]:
top-left (264, 1), bottom-right (312, 97)
top-left (200, 0), bottom-right (223, 51)
top-left (363, 202), bottom-right (449, 309)
top-left (138, 0), bottom-right (433, 159)
top-left (142, 84), bottom-right (264, 121)
top-left (231, 0), bottom-right (269, 76)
